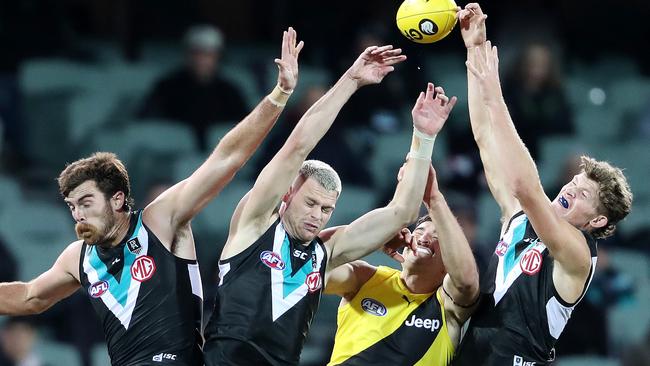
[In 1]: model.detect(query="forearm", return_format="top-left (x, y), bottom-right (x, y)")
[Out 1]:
top-left (467, 47), bottom-right (516, 215)
top-left (286, 74), bottom-right (359, 157)
top-left (389, 131), bottom-right (435, 226)
top-left (0, 282), bottom-right (39, 315)
top-left (428, 194), bottom-right (478, 290)
top-left (485, 99), bottom-right (542, 197)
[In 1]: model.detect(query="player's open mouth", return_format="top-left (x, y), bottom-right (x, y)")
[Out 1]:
top-left (559, 196), bottom-right (569, 209)
top-left (415, 245), bottom-right (432, 256)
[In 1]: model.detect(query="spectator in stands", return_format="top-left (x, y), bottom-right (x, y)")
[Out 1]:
top-left (138, 24), bottom-right (248, 151)
top-left (0, 317), bottom-right (49, 366)
top-left (502, 40), bottom-right (574, 160)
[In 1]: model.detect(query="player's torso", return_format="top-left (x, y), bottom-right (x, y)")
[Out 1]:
top-left (454, 212), bottom-right (597, 366)
top-left (329, 266), bottom-right (454, 366)
top-left (204, 220), bottom-right (327, 366)
top-left (79, 210), bottom-right (204, 366)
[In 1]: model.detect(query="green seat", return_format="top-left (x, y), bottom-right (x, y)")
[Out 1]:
top-left (476, 192), bottom-right (501, 243)
top-left (609, 78), bottom-right (650, 117)
top-left (36, 339), bottom-right (81, 366)
top-left (327, 185), bottom-right (376, 227)
top-left (193, 181), bottom-right (252, 242)
top-left (369, 130), bottom-right (412, 193)
top-left (0, 201), bottom-right (74, 280)
top-left (91, 343), bottom-right (112, 366)
top-left (554, 355), bottom-right (620, 366)
top-left (574, 106), bottom-right (623, 142)
top-left (19, 58), bottom-right (105, 95)
top-left (67, 91), bottom-right (119, 144)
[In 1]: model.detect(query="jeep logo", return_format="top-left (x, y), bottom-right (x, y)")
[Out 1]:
top-left (404, 314), bottom-right (440, 332)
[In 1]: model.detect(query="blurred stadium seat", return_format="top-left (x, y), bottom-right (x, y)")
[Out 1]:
top-left (326, 185), bottom-right (376, 227)
top-left (35, 338), bottom-right (81, 366)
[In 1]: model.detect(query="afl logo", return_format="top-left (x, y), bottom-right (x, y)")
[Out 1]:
top-left (260, 251), bottom-right (286, 270)
top-left (89, 280), bottom-right (109, 298)
top-left (361, 298), bottom-right (387, 316)
top-left (520, 248), bottom-right (543, 275)
top-left (495, 240), bottom-right (508, 256)
top-left (131, 256), bottom-right (156, 282)
top-left (305, 272), bottom-right (322, 293)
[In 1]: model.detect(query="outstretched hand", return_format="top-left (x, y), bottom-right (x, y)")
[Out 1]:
top-left (466, 40), bottom-right (503, 104)
top-left (411, 83), bottom-right (457, 136)
top-left (275, 27), bottom-right (304, 92)
top-left (458, 3), bottom-right (487, 49)
top-left (382, 228), bottom-right (416, 263)
top-left (346, 45), bottom-right (407, 87)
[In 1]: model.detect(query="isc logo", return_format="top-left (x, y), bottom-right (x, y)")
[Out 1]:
top-left (131, 256), bottom-right (156, 282)
top-left (88, 280), bottom-right (109, 298)
top-left (260, 251), bottom-right (286, 270)
top-left (361, 298), bottom-right (387, 316)
top-left (152, 353), bottom-right (177, 362)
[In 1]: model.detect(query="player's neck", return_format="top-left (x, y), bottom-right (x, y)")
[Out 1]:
top-left (105, 212), bottom-right (131, 247)
top-left (400, 268), bottom-right (438, 294)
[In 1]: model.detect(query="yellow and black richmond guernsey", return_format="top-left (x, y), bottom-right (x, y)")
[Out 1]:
top-left (328, 266), bottom-right (454, 366)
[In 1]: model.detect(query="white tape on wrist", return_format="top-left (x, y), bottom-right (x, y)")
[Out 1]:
top-left (408, 127), bottom-right (436, 160)
top-left (267, 85), bottom-right (293, 107)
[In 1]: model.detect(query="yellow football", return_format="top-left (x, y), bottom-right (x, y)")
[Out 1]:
top-left (396, 0), bottom-right (458, 44)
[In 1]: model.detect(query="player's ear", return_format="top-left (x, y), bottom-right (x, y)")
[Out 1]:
top-left (111, 191), bottom-right (125, 211)
top-left (589, 214), bottom-right (608, 229)
top-left (281, 186), bottom-right (293, 204)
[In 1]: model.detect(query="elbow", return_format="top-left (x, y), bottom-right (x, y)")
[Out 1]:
top-left (455, 271), bottom-right (480, 299)
top-left (391, 204), bottom-right (419, 227)
top-left (511, 176), bottom-right (538, 200)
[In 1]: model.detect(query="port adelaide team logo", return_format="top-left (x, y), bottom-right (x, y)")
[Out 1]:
top-left (361, 298), bottom-right (387, 316)
top-left (260, 250), bottom-right (286, 270)
top-left (88, 280), bottom-right (109, 298)
top-left (131, 255), bottom-right (156, 282)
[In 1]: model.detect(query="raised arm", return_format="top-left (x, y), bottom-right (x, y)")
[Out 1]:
top-left (0, 242), bottom-right (81, 315)
top-left (423, 166), bottom-right (478, 324)
top-left (325, 84), bottom-right (457, 271)
top-left (460, 3), bottom-right (520, 221)
top-left (143, 27), bottom-right (303, 241)
top-left (222, 46), bottom-right (406, 257)
top-left (466, 42), bottom-right (592, 301)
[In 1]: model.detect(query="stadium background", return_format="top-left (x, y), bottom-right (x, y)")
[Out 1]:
top-left (0, 0), bottom-right (648, 365)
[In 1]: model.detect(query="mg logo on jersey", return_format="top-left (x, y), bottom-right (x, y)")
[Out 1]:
top-left (131, 256), bottom-right (156, 282)
top-left (495, 240), bottom-right (508, 256)
top-left (260, 250), bottom-right (286, 270)
top-left (88, 280), bottom-right (109, 298)
top-left (305, 271), bottom-right (322, 293)
top-left (361, 298), bottom-right (387, 316)
top-left (520, 248), bottom-right (543, 275)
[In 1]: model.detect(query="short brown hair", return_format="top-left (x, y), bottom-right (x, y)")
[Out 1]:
top-left (415, 215), bottom-right (432, 228)
top-left (58, 152), bottom-right (133, 210)
top-left (580, 156), bottom-right (633, 239)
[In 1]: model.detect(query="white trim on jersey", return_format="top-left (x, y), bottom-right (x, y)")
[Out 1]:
top-left (270, 223), bottom-right (324, 321)
top-left (545, 256), bottom-right (597, 339)
top-left (493, 215), bottom-right (548, 305)
top-left (218, 262), bottom-right (230, 287)
top-left (83, 227), bottom-right (149, 330)
top-left (188, 262), bottom-right (204, 299)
